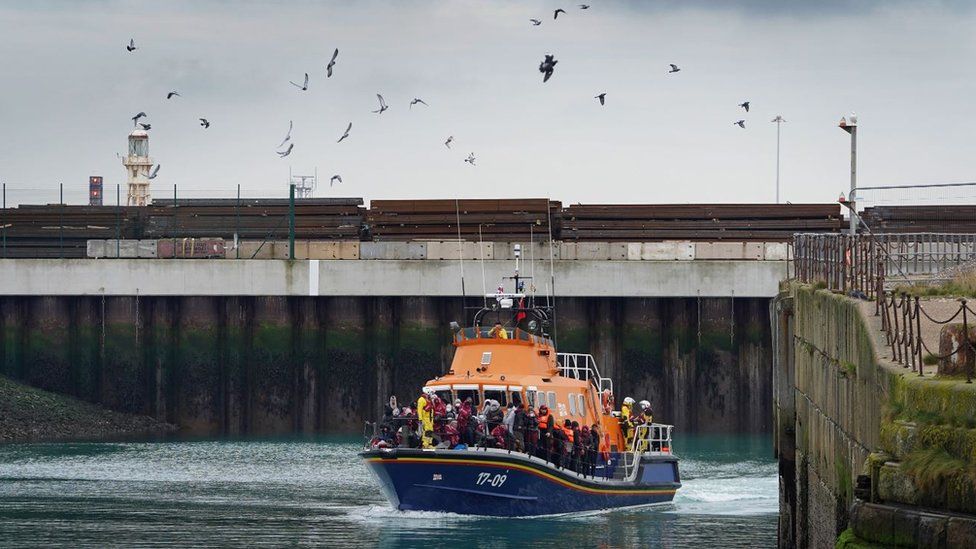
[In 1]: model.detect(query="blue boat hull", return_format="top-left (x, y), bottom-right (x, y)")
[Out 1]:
top-left (360, 448), bottom-right (680, 517)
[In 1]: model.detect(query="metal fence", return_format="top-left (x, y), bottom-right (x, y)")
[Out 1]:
top-left (794, 233), bottom-right (976, 297)
top-left (794, 232), bottom-right (976, 382)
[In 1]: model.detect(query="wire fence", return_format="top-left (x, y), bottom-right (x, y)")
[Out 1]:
top-left (793, 232), bottom-right (976, 382)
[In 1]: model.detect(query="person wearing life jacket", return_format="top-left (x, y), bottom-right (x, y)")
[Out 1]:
top-left (490, 423), bottom-right (508, 448)
top-left (457, 398), bottom-right (473, 445)
top-left (536, 404), bottom-right (554, 462)
top-left (599, 431), bottom-right (613, 479)
top-left (620, 397), bottom-right (635, 448)
top-left (560, 419), bottom-right (575, 471)
top-left (634, 400), bottom-right (652, 452)
top-left (432, 395), bottom-right (447, 433)
top-left (417, 387), bottom-right (434, 448)
top-left (579, 425), bottom-right (592, 476)
top-left (524, 406), bottom-right (539, 456)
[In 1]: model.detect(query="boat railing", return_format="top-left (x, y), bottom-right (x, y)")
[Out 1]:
top-left (617, 423), bottom-right (675, 481)
top-left (556, 353), bottom-right (613, 394)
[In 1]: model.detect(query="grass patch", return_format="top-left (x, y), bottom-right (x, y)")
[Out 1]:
top-left (923, 353), bottom-right (940, 366)
top-left (895, 271), bottom-right (976, 298)
top-left (813, 280), bottom-right (828, 290)
top-left (901, 447), bottom-right (976, 492)
top-left (836, 528), bottom-right (886, 549)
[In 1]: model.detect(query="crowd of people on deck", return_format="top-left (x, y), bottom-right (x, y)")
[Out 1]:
top-left (368, 387), bottom-right (660, 478)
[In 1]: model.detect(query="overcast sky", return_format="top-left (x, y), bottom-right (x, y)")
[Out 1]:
top-left (0, 1), bottom-right (974, 206)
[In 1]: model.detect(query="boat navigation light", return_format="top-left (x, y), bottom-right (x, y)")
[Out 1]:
top-left (449, 321), bottom-right (461, 333)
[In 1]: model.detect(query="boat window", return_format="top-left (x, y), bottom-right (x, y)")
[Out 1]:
top-left (481, 352), bottom-right (492, 365)
top-left (484, 389), bottom-right (507, 407)
top-left (568, 394), bottom-right (577, 416)
top-left (526, 390), bottom-right (537, 408)
top-left (547, 391), bottom-right (556, 409)
top-left (510, 391), bottom-right (523, 408)
top-left (578, 394), bottom-right (586, 416)
top-left (455, 389), bottom-right (480, 406)
top-left (435, 390), bottom-right (453, 405)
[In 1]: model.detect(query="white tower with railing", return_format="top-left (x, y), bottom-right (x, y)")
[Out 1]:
top-left (122, 129), bottom-right (152, 206)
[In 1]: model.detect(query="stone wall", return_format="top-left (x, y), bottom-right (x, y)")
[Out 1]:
top-left (0, 295), bottom-right (773, 436)
top-left (775, 284), bottom-right (976, 548)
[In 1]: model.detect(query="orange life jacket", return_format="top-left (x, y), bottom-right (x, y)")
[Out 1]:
top-left (562, 425), bottom-right (574, 443)
top-left (537, 411), bottom-right (550, 430)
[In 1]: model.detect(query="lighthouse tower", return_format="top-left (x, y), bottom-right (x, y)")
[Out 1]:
top-left (122, 129), bottom-right (152, 206)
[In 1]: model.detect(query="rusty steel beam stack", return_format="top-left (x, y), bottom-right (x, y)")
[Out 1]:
top-left (0, 205), bottom-right (141, 258)
top-left (366, 198), bottom-right (561, 241)
top-left (146, 198), bottom-right (365, 240)
top-left (561, 203), bottom-right (844, 241)
top-left (861, 206), bottom-right (976, 233)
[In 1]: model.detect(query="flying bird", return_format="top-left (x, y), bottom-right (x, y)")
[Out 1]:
top-left (539, 54), bottom-right (558, 83)
top-left (554, 8), bottom-right (566, 19)
top-left (278, 120), bottom-right (293, 148)
top-left (277, 143), bottom-right (294, 157)
top-left (579, 4), bottom-right (590, 8)
top-left (290, 73), bottom-right (309, 91)
top-left (139, 123), bottom-right (151, 130)
top-left (166, 91), bottom-right (180, 99)
top-left (595, 93), bottom-right (606, 106)
top-left (373, 94), bottom-right (389, 114)
top-left (668, 64), bottom-right (681, 73)
top-left (734, 120), bottom-right (746, 128)
top-left (131, 112), bottom-right (147, 126)
top-left (739, 101), bottom-right (750, 112)
top-left (126, 38), bottom-right (137, 52)
top-left (337, 122), bottom-right (352, 143)
top-left (530, 19), bottom-right (542, 26)
top-left (326, 48), bottom-right (338, 77)
top-left (148, 164), bottom-right (160, 179)
top-left (410, 98), bottom-right (428, 109)
top-left (199, 118), bottom-right (210, 128)
top-left (464, 153), bottom-right (476, 165)
top-left (444, 136), bottom-right (454, 149)
top-left (330, 175), bottom-right (342, 186)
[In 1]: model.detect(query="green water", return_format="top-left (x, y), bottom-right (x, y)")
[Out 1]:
top-left (0, 434), bottom-right (777, 548)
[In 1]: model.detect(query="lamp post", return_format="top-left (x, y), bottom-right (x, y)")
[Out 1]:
top-left (771, 115), bottom-right (786, 203)
top-left (839, 113), bottom-right (858, 234)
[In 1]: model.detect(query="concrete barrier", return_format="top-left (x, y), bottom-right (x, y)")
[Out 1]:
top-left (493, 242), bottom-right (560, 261)
top-left (695, 241), bottom-right (764, 260)
top-left (764, 242), bottom-right (791, 261)
top-left (360, 242), bottom-right (427, 260)
top-left (425, 241), bottom-right (493, 260)
top-left (308, 241), bottom-right (360, 260)
top-left (642, 242), bottom-right (696, 261)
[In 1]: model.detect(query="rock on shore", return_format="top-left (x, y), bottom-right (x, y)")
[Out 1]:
top-left (0, 375), bottom-right (177, 443)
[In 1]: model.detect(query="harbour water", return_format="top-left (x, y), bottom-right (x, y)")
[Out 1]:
top-left (0, 434), bottom-right (776, 548)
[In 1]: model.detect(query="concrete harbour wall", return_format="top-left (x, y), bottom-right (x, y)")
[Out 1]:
top-left (0, 295), bottom-right (773, 436)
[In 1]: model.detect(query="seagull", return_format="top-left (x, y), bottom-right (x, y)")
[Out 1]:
top-left (579, 4), bottom-right (590, 8)
top-left (668, 64), bottom-right (681, 73)
top-left (131, 112), bottom-right (147, 126)
top-left (554, 8), bottom-right (566, 19)
top-left (734, 120), bottom-right (746, 128)
top-left (595, 93), bottom-right (606, 105)
top-left (739, 101), bottom-right (750, 112)
top-left (126, 38), bottom-right (137, 52)
top-left (166, 91), bottom-right (180, 99)
top-left (326, 48), bottom-right (338, 77)
top-left (330, 175), bottom-right (342, 186)
top-left (199, 118), bottom-right (210, 128)
top-left (539, 54), bottom-right (558, 83)
top-left (337, 122), bottom-right (352, 143)
top-left (410, 98), bottom-right (428, 109)
top-left (464, 152), bottom-right (476, 165)
top-left (290, 73), bottom-right (309, 91)
top-left (148, 164), bottom-right (160, 179)
top-left (278, 120), bottom-right (293, 148)
top-left (277, 143), bottom-right (294, 157)
top-left (373, 94), bottom-right (389, 114)
top-left (444, 136), bottom-right (454, 149)
top-left (530, 19), bottom-right (542, 26)
top-left (139, 123), bottom-right (151, 130)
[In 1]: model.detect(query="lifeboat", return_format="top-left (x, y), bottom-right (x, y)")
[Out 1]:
top-left (359, 261), bottom-right (680, 516)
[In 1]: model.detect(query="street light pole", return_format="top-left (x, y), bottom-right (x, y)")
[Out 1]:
top-left (771, 116), bottom-right (786, 203)
top-left (839, 113), bottom-right (858, 234)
